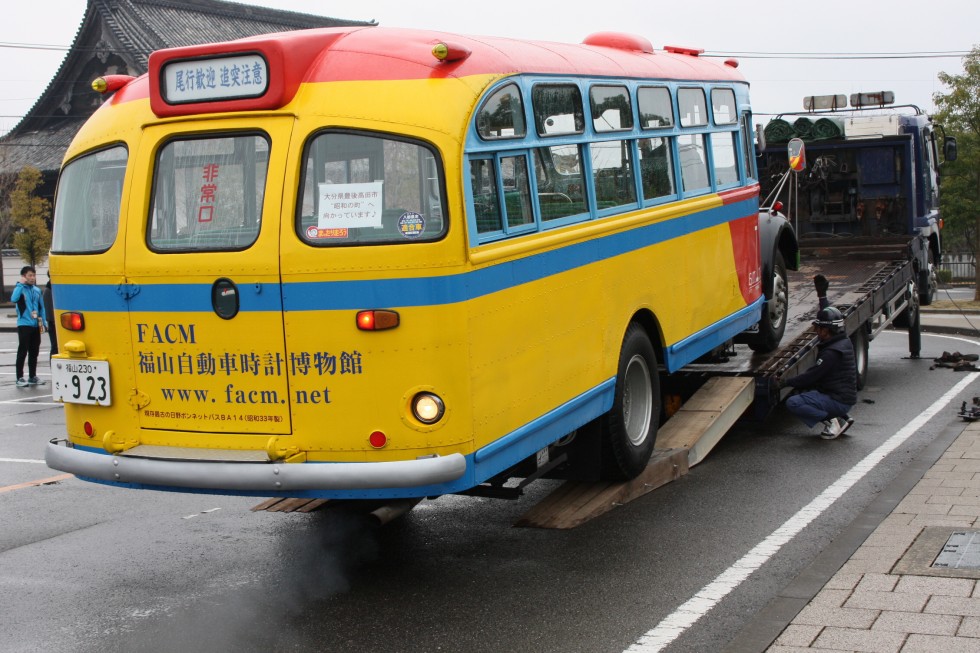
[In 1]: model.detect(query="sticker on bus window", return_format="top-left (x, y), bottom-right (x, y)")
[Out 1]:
top-left (317, 181), bottom-right (383, 230)
top-left (398, 212), bottom-right (425, 238)
top-left (306, 225), bottom-right (349, 239)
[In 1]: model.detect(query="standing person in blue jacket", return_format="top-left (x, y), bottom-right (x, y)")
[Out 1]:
top-left (11, 266), bottom-right (47, 387)
top-left (781, 274), bottom-right (857, 439)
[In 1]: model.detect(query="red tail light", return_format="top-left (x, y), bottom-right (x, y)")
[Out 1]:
top-left (368, 431), bottom-right (388, 448)
top-left (356, 310), bottom-right (399, 331)
top-left (60, 312), bottom-right (85, 331)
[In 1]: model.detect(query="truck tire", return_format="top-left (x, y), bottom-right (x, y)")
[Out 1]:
top-left (748, 252), bottom-right (788, 353)
top-left (600, 323), bottom-right (660, 481)
top-left (851, 326), bottom-right (869, 391)
top-left (919, 252), bottom-right (937, 306)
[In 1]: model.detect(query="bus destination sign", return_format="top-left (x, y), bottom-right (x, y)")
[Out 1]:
top-left (162, 53), bottom-right (268, 104)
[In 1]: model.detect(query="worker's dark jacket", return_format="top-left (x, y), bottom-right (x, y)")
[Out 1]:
top-left (785, 333), bottom-right (857, 406)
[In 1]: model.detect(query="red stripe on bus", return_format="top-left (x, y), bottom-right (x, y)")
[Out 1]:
top-left (729, 214), bottom-right (762, 306)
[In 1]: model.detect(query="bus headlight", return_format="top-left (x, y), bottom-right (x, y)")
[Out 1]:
top-left (412, 392), bottom-right (445, 424)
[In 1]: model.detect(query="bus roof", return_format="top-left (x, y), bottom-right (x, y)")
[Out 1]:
top-left (106, 26), bottom-right (746, 117)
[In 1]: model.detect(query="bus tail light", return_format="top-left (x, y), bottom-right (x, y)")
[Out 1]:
top-left (368, 431), bottom-right (388, 448)
top-left (60, 312), bottom-right (85, 331)
top-left (83, 421), bottom-right (95, 437)
top-left (412, 392), bottom-right (445, 424)
top-left (356, 310), bottom-right (399, 331)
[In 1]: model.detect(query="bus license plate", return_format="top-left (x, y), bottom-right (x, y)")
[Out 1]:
top-left (52, 360), bottom-right (112, 406)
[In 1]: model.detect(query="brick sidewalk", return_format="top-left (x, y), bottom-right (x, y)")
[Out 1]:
top-left (769, 422), bottom-right (980, 652)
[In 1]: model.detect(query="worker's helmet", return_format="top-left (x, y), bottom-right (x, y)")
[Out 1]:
top-left (812, 306), bottom-right (845, 333)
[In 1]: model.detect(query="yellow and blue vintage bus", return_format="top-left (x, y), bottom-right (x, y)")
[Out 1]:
top-left (46, 27), bottom-right (795, 499)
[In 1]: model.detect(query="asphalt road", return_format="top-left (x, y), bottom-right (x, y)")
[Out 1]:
top-left (2, 328), bottom-right (980, 653)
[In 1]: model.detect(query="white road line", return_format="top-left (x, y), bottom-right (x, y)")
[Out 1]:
top-left (624, 371), bottom-right (980, 653)
top-left (0, 458), bottom-right (46, 464)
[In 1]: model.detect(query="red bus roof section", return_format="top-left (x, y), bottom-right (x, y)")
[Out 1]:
top-left (307, 26), bottom-right (745, 83)
top-left (118, 26), bottom-right (747, 117)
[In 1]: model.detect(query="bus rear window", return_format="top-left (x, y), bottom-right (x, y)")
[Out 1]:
top-left (297, 132), bottom-right (445, 245)
top-left (148, 134), bottom-right (268, 251)
top-left (52, 145), bottom-right (127, 254)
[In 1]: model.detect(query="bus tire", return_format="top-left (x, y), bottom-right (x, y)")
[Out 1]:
top-left (600, 323), bottom-right (660, 481)
top-left (748, 252), bottom-right (788, 353)
top-left (851, 326), bottom-right (869, 391)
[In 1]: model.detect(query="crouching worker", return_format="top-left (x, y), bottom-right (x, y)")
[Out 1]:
top-left (781, 275), bottom-right (857, 440)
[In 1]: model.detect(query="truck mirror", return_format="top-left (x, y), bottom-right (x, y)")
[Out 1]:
top-left (944, 137), bottom-right (957, 163)
top-left (787, 138), bottom-right (806, 172)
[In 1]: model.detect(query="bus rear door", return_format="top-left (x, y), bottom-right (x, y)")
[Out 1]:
top-left (124, 119), bottom-right (294, 439)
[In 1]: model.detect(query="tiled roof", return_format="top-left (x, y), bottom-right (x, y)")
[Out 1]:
top-left (0, 0), bottom-right (372, 175)
top-left (0, 121), bottom-right (85, 174)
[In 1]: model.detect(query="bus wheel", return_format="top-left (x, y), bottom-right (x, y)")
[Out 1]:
top-left (748, 252), bottom-right (788, 353)
top-left (851, 326), bottom-right (869, 391)
top-left (601, 323), bottom-right (660, 480)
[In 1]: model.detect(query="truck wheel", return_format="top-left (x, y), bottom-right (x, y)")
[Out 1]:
top-left (919, 253), bottom-right (937, 306)
top-left (600, 323), bottom-right (660, 481)
top-left (851, 326), bottom-right (869, 391)
top-left (748, 252), bottom-right (788, 353)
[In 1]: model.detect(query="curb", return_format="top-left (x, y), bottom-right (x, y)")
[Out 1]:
top-left (919, 323), bottom-right (980, 338)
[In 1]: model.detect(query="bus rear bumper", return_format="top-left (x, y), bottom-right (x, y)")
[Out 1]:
top-left (45, 439), bottom-right (467, 493)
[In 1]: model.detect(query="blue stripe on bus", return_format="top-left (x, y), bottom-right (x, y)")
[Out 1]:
top-left (54, 196), bottom-right (756, 314)
top-left (664, 297), bottom-right (763, 372)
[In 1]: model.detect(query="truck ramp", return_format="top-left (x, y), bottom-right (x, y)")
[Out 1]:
top-left (516, 377), bottom-right (754, 529)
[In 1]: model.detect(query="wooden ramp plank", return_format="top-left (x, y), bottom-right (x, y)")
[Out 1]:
top-left (518, 376), bottom-right (754, 529)
top-left (250, 497), bottom-right (283, 512)
top-left (250, 498), bottom-right (330, 513)
top-left (516, 448), bottom-right (688, 529)
top-left (655, 376), bottom-right (754, 467)
top-left (296, 499), bottom-right (329, 513)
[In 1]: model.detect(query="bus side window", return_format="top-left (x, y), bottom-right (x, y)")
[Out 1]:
top-left (52, 145), bottom-right (128, 254)
top-left (532, 84), bottom-right (585, 137)
top-left (678, 88), bottom-right (708, 127)
top-left (711, 131), bottom-right (739, 187)
top-left (591, 140), bottom-right (636, 210)
top-left (710, 88), bottom-right (737, 126)
top-left (500, 155), bottom-right (534, 228)
top-left (638, 137), bottom-right (675, 201)
top-left (679, 133), bottom-right (710, 193)
top-left (471, 158), bottom-right (502, 233)
top-left (590, 85), bottom-right (633, 132)
top-left (637, 86), bottom-right (674, 129)
top-left (477, 83), bottom-right (526, 140)
top-left (534, 146), bottom-right (587, 221)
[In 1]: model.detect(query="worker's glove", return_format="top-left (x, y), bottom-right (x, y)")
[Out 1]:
top-left (813, 274), bottom-right (829, 297)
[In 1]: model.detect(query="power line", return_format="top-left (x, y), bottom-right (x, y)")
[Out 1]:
top-left (704, 52), bottom-right (971, 60)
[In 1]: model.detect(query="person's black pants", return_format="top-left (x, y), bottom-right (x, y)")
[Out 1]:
top-left (16, 325), bottom-right (41, 380)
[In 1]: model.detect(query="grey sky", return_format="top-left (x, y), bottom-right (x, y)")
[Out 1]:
top-left (1, 0), bottom-right (976, 136)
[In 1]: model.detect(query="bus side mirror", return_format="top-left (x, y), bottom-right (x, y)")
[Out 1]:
top-left (944, 137), bottom-right (957, 163)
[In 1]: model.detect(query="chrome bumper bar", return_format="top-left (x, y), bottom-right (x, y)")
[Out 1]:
top-left (46, 440), bottom-right (467, 492)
